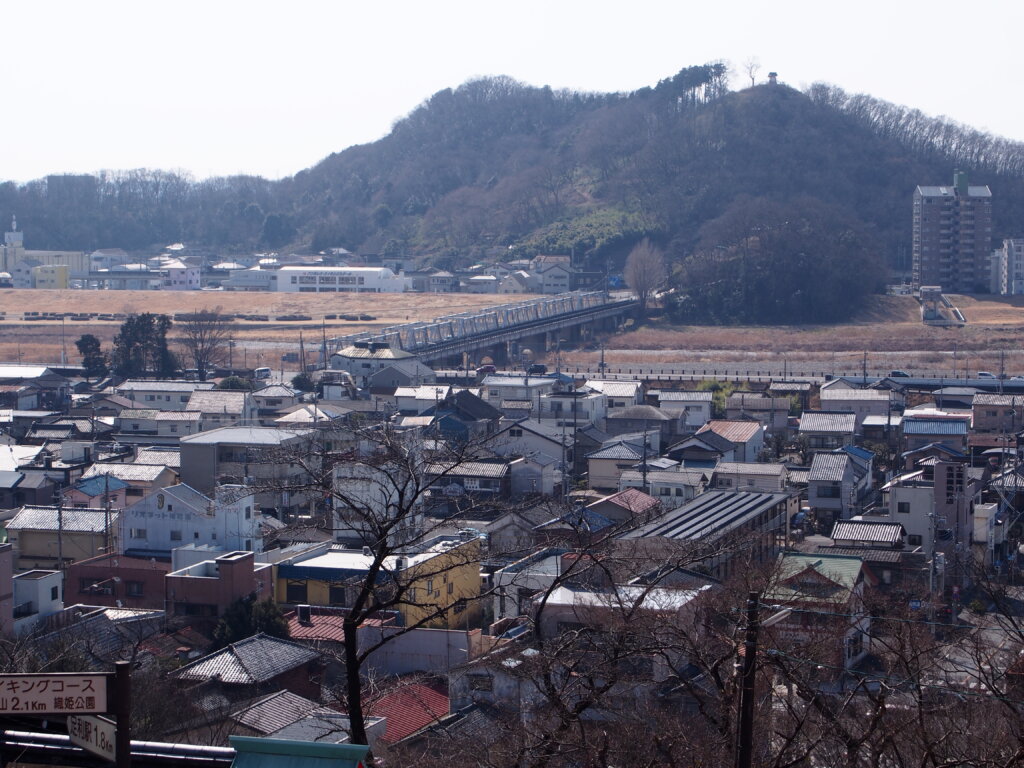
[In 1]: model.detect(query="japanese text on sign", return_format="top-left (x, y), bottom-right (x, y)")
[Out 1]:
top-left (0, 673), bottom-right (108, 714)
top-left (68, 715), bottom-right (117, 762)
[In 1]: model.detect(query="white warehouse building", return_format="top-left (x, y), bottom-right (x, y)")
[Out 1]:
top-left (225, 265), bottom-right (411, 293)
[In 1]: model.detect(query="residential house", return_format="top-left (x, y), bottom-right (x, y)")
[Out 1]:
top-left (120, 483), bottom-right (261, 559)
top-left (585, 487), bottom-right (660, 526)
top-left (798, 411), bottom-right (857, 452)
top-left (724, 393), bottom-right (791, 431)
top-left (902, 415), bottom-right (969, 453)
top-left (491, 547), bottom-right (568, 621)
top-left (712, 462), bottom-right (789, 493)
top-left (665, 432), bottom-right (737, 467)
top-left (179, 426), bottom-right (317, 517)
top-left (165, 550), bottom-right (274, 621)
top-left (64, 474), bottom-right (129, 509)
top-left (481, 375), bottom-right (558, 414)
top-left (585, 380), bottom-right (644, 409)
top-left (368, 359), bottom-right (438, 389)
top-left (252, 385), bottom-right (300, 424)
top-left (115, 380), bottom-right (216, 410)
top-left (605, 405), bottom-right (672, 445)
top-left (818, 388), bottom-right (892, 430)
top-left (586, 440), bottom-right (645, 491)
top-left (807, 451), bottom-right (864, 524)
top-left (10, 569), bottom-right (64, 636)
top-left (618, 467), bottom-right (710, 508)
top-left (6, 506), bottom-right (118, 569)
top-left (697, 420), bottom-right (764, 462)
top-left (650, 390), bottom-right (713, 431)
top-left (275, 536), bottom-right (482, 629)
top-left (186, 389), bottom-right (259, 431)
top-left (618, 490), bottom-right (797, 581)
top-left (970, 394), bottom-right (1024, 457)
top-left (330, 342), bottom-right (421, 388)
top-left (80, 462), bottom-right (177, 503)
top-left (172, 633), bottom-right (323, 703)
top-left (764, 552), bottom-right (875, 670)
top-left (539, 387), bottom-right (607, 429)
top-left (768, 380), bottom-right (812, 411)
top-left (65, 552), bottom-right (171, 610)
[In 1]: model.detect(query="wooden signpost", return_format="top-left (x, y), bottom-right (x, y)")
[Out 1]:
top-left (0, 661), bottom-right (131, 767)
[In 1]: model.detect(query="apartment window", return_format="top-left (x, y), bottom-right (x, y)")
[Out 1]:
top-left (245, 507), bottom-right (252, 519)
top-left (426, 578), bottom-right (434, 593)
top-left (897, 502), bottom-right (910, 514)
top-left (125, 581), bottom-right (143, 598)
top-left (170, 530), bottom-right (182, 541)
top-left (908, 534), bottom-right (922, 546)
top-left (817, 485), bottom-right (841, 499)
top-left (509, 428), bottom-right (523, 438)
top-left (50, 586), bottom-right (59, 601)
top-left (447, 582), bottom-right (454, 595)
top-left (329, 585), bottom-right (348, 605)
top-left (245, 539), bottom-right (252, 550)
top-left (130, 528), bottom-right (147, 540)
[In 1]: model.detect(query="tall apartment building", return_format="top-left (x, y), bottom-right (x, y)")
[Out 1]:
top-left (993, 239), bottom-right (1024, 295)
top-left (912, 170), bottom-right (993, 293)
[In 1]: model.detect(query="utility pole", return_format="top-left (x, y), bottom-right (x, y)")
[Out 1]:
top-left (862, 351), bottom-right (868, 384)
top-left (736, 591), bottom-right (759, 768)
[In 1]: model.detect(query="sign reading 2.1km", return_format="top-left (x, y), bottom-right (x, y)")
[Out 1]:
top-left (0, 673), bottom-right (108, 714)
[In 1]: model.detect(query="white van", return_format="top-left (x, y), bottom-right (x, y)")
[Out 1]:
top-left (254, 367), bottom-right (272, 380)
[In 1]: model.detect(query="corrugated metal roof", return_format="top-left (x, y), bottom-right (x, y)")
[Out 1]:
top-left (820, 389), bottom-right (891, 401)
top-left (657, 391), bottom-right (713, 402)
top-left (973, 394), bottom-right (1024, 406)
top-left (765, 552), bottom-right (865, 604)
top-left (808, 453), bottom-right (849, 482)
top-left (902, 419), bottom-right (967, 436)
top-left (424, 460), bottom-right (510, 478)
top-left (119, 380), bottom-right (215, 392)
top-left (831, 520), bottom-right (904, 545)
top-left (799, 412), bottom-right (856, 433)
top-left (368, 680), bottom-right (449, 744)
top-left (714, 462), bottom-right (787, 476)
top-left (698, 420), bottom-right (762, 444)
top-left (624, 490), bottom-right (791, 542)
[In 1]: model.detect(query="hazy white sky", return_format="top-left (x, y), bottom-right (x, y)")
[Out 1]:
top-left (4, 0), bottom-right (1021, 183)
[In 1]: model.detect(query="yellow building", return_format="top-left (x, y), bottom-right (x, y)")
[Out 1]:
top-left (32, 264), bottom-right (69, 289)
top-left (275, 536), bottom-right (482, 629)
top-left (5, 506), bottom-right (119, 570)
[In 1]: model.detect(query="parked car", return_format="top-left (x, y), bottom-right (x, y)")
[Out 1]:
top-left (527, 363), bottom-right (548, 376)
top-left (889, 370), bottom-right (911, 378)
top-left (977, 371), bottom-right (997, 379)
top-left (476, 364), bottom-right (497, 376)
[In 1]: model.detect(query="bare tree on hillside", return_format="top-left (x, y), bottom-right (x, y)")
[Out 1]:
top-left (624, 238), bottom-right (667, 322)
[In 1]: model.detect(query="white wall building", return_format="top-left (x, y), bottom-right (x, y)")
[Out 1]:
top-left (997, 239), bottom-right (1024, 295)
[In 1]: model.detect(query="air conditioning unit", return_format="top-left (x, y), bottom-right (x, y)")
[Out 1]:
top-left (297, 604), bottom-right (312, 624)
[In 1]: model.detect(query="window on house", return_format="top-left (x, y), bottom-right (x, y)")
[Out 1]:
top-left (467, 674), bottom-right (493, 691)
top-left (426, 578), bottom-right (434, 593)
top-left (897, 502), bottom-right (910, 514)
top-left (125, 581), bottom-right (143, 597)
top-left (51, 586), bottom-right (59, 601)
top-left (908, 534), bottom-right (922, 546)
top-left (329, 585), bottom-right (348, 605)
top-left (245, 539), bottom-right (252, 550)
top-left (817, 485), bottom-right (841, 498)
top-left (130, 528), bottom-right (147, 540)
top-left (245, 507), bottom-right (251, 519)
top-left (448, 582), bottom-right (454, 595)
top-left (170, 530), bottom-right (182, 541)
top-left (286, 581), bottom-right (308, 603)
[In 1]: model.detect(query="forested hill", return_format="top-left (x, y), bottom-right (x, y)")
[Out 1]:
top-left (5, 63), bottom-right (1024, 276)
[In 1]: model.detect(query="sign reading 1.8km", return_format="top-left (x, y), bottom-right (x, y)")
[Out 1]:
top-left (0, 673), bottom-right (108, 714)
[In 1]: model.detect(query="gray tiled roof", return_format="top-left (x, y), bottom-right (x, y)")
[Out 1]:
top-left (586, 442), bottom-right (644, 461)
top-left (174, 633), bottom-right (319, 684)
top-left (231, 690), bottom-right (321, 734)
top-left (119, 380), bottom-right (215, 393)
top-left (7, 506), bottom-right (116, 533)
top-left (187, 390), bottom-right (249, 414)
top-left (808, 452), bottom-right (849, 483)
top-left (82, 463), bottom-right (171, 482)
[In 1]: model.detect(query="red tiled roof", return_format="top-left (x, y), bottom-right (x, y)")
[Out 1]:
top-left (597, 487), bottom-right (660, 514)
top-left (368, 680), bottom-right (449, 743)
top-left (285, 609), bottom-right (393, 644)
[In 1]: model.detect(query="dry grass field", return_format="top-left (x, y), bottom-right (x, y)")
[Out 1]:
top-left (4, 290), bottom-right (1024, 375)
top-left (0, 289), bottom-right (539, 365)
top-left (565, 295), bottom-right (1024, 375)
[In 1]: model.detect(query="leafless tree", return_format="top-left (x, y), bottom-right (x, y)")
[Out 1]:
top-left (743, 57), bottom-right (761, 88)
top-left (624, 238), bottom-right (667, 322)
top-left (177, 307), bottom-right (234, 381)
